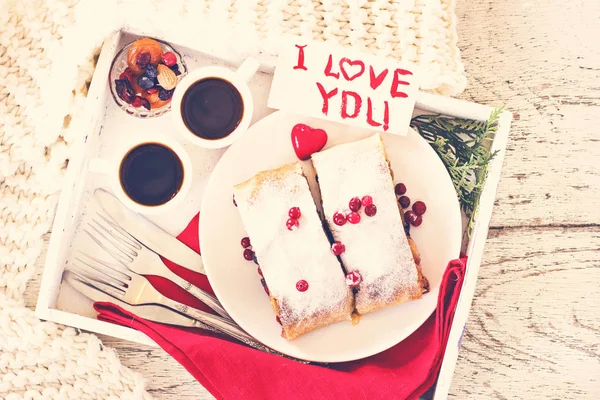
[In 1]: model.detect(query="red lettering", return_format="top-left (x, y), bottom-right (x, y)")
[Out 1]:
top-left (391, 68), bottom-right (411, 98)
top-left (366, 97), bottom-right (389, 131)
top-left (293, 45), bottom-right (308, 71)
top-left (316, 82), bottom-right (338, 115)
top-left (369, 66), bottom-right (389, 90)
top-left (324, 55), bottom-right (340, 79)
top-left (341, 91), bottom-right (362, 119)
top-left (339, 58), bottom-right (365, 81)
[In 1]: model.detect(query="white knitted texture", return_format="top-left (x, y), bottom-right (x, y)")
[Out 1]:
top-left (0, 0), bottom-right (464, 397)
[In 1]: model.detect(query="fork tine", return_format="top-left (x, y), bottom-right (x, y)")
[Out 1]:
top-left (96, 212), bottom-right (142, 251)
top-left (84, 223), bottom-right (135, 265)
top-left (68, 269), bottom-right (127, 300)
top-left (71, 253), bottom-right (131, 288)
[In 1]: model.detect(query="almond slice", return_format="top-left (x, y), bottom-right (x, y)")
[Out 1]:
top-left (156, 64), bottom-right (177, 90)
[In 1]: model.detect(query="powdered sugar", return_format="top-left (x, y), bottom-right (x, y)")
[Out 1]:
top-left (233, 163), bottom-right (353, 338)
top-left (311, 134), bottom-right (422, 314)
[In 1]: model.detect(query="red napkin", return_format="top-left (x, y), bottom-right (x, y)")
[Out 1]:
top-left (94, 214), bottom-right (467, 400)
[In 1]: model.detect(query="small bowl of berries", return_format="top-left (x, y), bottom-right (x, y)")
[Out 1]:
top-left (109, 37), bottom-right (187, 118)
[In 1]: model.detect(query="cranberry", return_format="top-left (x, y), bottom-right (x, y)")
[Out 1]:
top-left (288, 207), bottom-right (301, 219)
top-left (347, 212), bottom-right (361, 224)
top-left (412, 201), bottom-right (427, 216)
top-left (405, 210), bottom-right (422, 227)
top-left (361, 195), bottom-right (373, 207)
top-left (241, 237), bottom-right (251, 248)
top-left (333, 211), bottom-right (347, 226)
top-left (349, 197), bottom-right (362, 212)
top-left (345, 271), bottom-right (362, 287)
top-left (243, 249), bottom-right (254, 261)
top-left (395, 183), bottom-right (407, 195)
top-left (296, 280), bottom-right (309, 292)
top-left (365, 204), bottom-right (377, 217)
top-left (161, 51), bottom-right (177, 67)
top-left (399, 195), bottom-right (411, 209)
top-left (286, 218), bottom-right (299, 231)
top-left (257, 266), bottom-right (263, 276)
top-left (331, 241), bottom-right (346, 255)
top-left (131, 96), bottom-right (143, 108)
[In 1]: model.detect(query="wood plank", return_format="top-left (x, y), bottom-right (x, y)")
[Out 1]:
top-left (449, 226), bottom-right (600, 399)
top-left (455, 0), bottom-right (600, 227)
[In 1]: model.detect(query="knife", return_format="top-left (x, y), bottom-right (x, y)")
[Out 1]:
top-left (65, 271), bottom-right (200, 328)
top-left (92, 188), bottom-right (205, 275)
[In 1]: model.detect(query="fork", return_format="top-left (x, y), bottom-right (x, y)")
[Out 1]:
top-left (82, 210), bottom-right (231, 321)
top-left (68, 254), bottom-right (292, 358)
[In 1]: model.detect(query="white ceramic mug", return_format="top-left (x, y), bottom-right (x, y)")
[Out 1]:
top-left (171, 57), bottom-right (260, 149)
top-left (87, 136), bottom-right (192, 215)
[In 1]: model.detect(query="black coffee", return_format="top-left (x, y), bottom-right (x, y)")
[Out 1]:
top-left (119, 143), bottom-right (184, 206)
top-left (181, 78), bottom-right (243, 140)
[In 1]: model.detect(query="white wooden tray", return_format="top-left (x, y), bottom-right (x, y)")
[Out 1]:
top-left (35, 28), bottom-right (512, 399)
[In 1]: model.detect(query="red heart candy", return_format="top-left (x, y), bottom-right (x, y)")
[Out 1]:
top-left (291, 124), bottom-right (328, 161)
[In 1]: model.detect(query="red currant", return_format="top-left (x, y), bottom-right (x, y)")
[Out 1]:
top-left (288, 207), bottom-right (301, 219)
top-left (349, 197), bottom-right (362, 212)
top-left (365, 204), bottom-right (377, 217)
top-left (333, 211), bottom-right (347, 226)
top-left (412, 215), bottom-right (423, 227)
top-left (395, 183), bottom-right (407, 195)
top-left (361, 195), bottom-right (373, 207)
top-left (412, 201), bottom-right (427, 216)
top-left (257, 266), bottom-right (263, 276)
top-left (241, 237), bottom-right (251, 248)
top-left (331, 241), bottom-right (346, 255)
top-left (243, 248), bottom-right (254, 261)
top-left (399, 195), bottom-right (411, 209)
top-left (345, 271), bottom-right (362, 287)
top-left (404, 210), bottom-right (422, 227)
top-left (286, 218), bottom-right (299, 231)
top-left (347, 212), bottom-right (361, 224)
top-left (161, 51), bottom-right (177, 67)
top-left (296, 280), bottom-right (309, 292)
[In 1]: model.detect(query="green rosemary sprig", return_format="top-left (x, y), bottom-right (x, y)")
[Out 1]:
top-left (410, 106), bottom-right (503, 236)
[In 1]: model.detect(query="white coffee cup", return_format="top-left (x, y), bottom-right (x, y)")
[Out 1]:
top-left (87, 136), bottom-right (192, 215)
top-left (171, 57), bottom-right (260, 149)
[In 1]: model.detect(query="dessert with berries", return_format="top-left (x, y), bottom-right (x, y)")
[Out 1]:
top-left (233, 162), bottom-right (353, 340)
top-left (311, 134), bottom-right (428, 315)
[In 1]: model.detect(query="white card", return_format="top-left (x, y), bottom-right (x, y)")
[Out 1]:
top-left (268, 39), bottom-right (420, 136)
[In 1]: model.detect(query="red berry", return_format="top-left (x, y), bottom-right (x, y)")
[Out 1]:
top-left (257, 266), bottom-right (263, 276)
top-left (345, 271), bottom-right (362, 287)
top-left (405, 210), bottom-right (422, 227)
top-left (288, 207), bottom-right (301, 219)
top-left (347, 212), bottom-right (361, 224)
top-left (296, 280), bottom-right (309, 292)
top-left (131, 96), bottom-right (143, 108)
top-left (331, 241), bottom-right (346, 255)
top-left (395, 183), bottom-right (407, 195)
top-left (119, 68), bottom-right (133, 82)
top-left (241, 237), bottom-right (251, 248)
top-left (161, 51), bottom-right (177, 67)
top-left (333, 211), bottom-right (347, 226)
top-left (399, 195), bottom-right (411, 209)
top-left (412, 201), bottom-right (427, 216)
top-left (361, 195), bottom-right (373, 207)
top-left (286, 218), bottom-right (299, 231)
top-left (146, 87), bottom-right (158, 94)
top-left (349, 197), bottom-right (362, 212)
top-left (233, 195), bottom-right (237, 207)
top-left (243, 249), bottom-right (254, 261)
top-left (365, 204), bottom-right (377, 217)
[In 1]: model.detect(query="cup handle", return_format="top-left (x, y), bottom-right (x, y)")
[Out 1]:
top-left (235, 57), bottom-right (260, 83)
top-left (88, 158), bottom-right (111, 175)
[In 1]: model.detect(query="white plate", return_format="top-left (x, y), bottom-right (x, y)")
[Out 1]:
top-left (200, 111), bottom-right (462, 362)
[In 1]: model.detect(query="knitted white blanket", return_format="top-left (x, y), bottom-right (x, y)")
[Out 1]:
top-left (0, 0), bottom-right (465, 398)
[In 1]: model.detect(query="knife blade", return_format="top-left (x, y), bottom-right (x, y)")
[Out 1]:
top-left (92, 188), bottom-right (205, 274)
top-left (64, 271), bottom-right (198, 327)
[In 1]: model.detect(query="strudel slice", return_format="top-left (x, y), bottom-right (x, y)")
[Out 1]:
top-left (311, 134), bottom-right (427, 315)
top-left (233, 162), bottom-right (353, 340)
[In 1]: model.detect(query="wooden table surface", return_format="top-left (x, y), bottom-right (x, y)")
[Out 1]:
top-left (27, 0), bottom-right (600, 399)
